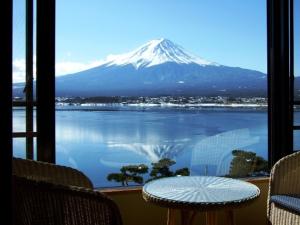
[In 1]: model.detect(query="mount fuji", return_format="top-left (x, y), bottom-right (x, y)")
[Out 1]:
top-left (15, 38), bottom-right (268, 97)
top-left (99, 38), bottom-right (220, 69)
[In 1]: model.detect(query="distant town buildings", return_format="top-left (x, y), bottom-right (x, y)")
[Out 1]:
top-left (52, 96), bottom-right (268, 108)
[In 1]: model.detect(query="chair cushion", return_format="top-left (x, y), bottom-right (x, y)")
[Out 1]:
top-left (270, 195), bottom-right (300, 214)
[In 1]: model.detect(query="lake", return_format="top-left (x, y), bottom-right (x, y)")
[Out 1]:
top-left (13, 106), bottom-right (269, 188)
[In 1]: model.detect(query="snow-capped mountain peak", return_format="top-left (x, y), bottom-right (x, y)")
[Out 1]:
top-left (13, 38), bottom-right (268, 98)
top-left (104, 38), bottom-right (219, 69)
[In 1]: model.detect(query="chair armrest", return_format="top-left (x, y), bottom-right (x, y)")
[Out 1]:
top-left (13, 157), bottom-right (93, 188)
top-left (270, 195), bottom-right (300, 215)
top-left (13, 175), bottom-right (122, 225)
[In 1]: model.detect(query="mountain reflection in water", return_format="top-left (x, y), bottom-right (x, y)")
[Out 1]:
top-left (13, 107), bottom-right (268, 187)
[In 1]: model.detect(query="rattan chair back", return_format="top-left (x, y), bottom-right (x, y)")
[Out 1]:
top-left (13, 175), bottom-right (122, 225)
top-left (269, 151), bottom-right (300, 196)
top-left (13, 157), bottom-right (93, 188)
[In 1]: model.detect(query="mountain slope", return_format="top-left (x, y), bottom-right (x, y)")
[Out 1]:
top-left (56, 62), bottom-right (266, 97)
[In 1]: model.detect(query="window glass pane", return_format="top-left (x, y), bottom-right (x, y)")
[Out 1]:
top-left (13, 108), bottom-right (25, 132)
top-left (13, 107), bottom-right (37, 160)
top-left (13, 108), bottom-right (36, 132)
top-left (12, 0), bottom-right (26, 132)
top-left (13, 138), bottom-right (26, 158)
top-left (53, 1), bottom-right (269, 188)
top-left (13, 0), bottom-right (36, 138)
top-left (294, 131), bottom-right (300, 151)
top-left (295, 110), bottom-right (300, 125)
top-left (13, 137), bottom-right (37, 159)
top-left (13, 0), bottom-right (36, 92)
top-left (295, 0), bottom-right (300, 100)
top-left (13, 0), bottom-right (26, 85)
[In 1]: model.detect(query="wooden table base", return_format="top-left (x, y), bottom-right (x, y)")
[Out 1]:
top-left (167, 208), bottom-right (235, 225)
top-left (206, 211), bottom-right (217, 225)
top-left (225, 210), bottom-right (235, 225)
top-left (167, 209), bottom-right (176, 225)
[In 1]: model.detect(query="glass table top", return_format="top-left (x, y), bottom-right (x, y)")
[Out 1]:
top-left (143, 176), bottom-right (260, 205)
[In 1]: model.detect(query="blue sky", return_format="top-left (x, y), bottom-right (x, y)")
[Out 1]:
top-left (14, 0), bottom-right (300, 82)
top-left (56, 0), bottom-right (267, 72)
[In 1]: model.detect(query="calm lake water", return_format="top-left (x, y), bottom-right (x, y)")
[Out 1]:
top-left (13, 106), bottom-right (270, 188)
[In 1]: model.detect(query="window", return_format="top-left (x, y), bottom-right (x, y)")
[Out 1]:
top-left (12, 0), bottom-right (35, 159)
top-left (12, 0), bottom-right (55, 162)
top-left (11, 0), bottom-right (296, 189)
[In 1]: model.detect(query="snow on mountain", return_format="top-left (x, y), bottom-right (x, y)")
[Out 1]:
top-left (13, 38), bottom-right (269, 97)
top-left (102, 38), bottom-right (219, 69)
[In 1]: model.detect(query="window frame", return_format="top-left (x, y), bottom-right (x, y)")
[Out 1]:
top-left (12, 0), bottom-right (56, 163)
top-left (12, 0), bottom-right (35, 160)
top-left (1, 0), bottom-right (13, 224)
top-left (267, 0), bottom-right (295, 165)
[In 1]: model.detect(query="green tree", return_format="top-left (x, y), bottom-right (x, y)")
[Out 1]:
top-left (147, 158), bottom-right (190, 182)
top-left (107, 164), bottom-right (148, 186)
top-left (107, 158), bottom-right (191, 185)
top-left (150, 158), bottom-right (175, 179)
top-left (174, 167), bottom-right (190, 176)
top-left (107, 173), bottom-right (127, 186)
top-left (229, 150), bottom-right (268, 178)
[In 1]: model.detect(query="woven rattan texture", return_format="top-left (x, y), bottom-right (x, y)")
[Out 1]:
top-left (13, 175), bottom-right (122, 225)
top-left (13, 157), bottom-right (93, 188)
top-left (270, 195), bottom-right (300, 214)
top-left (269, 203), bottom-right (300, 225)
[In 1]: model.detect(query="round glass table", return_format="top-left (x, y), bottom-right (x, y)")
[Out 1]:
top-left (142, 176), bottom-right (260, 225)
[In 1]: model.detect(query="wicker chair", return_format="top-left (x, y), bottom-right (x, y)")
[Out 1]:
top-left (267, 151), bottom-right (300, 225)
top-left (12, 157), bottom-right (122, 225)
top-left (13, 175), bottom-right (122, 225)
top-left (13, 157), bottom-right (93, 188)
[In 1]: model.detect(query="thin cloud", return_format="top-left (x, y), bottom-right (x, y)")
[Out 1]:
top-left (55, 60), bottom-right (104, 76)
top-left (13, 58), bottom-right (27, 83)
top-left (12, 58), bottom-right (104, 83)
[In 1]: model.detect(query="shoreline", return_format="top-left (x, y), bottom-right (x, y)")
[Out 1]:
top-left (55, 102), bottom-right (268, 109)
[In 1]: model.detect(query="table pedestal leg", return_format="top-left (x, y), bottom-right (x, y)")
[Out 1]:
top-left (181, 210), bottom-right (197, 225)
top-left (225, 210), bottom-right (235, 225)
top-left (206, 211), bottom-right (217, 225)
top-left (167, 209), bottom-right (233, 225)
top-left (167, 208), bottom-right (176, 225)
top-left (167, 209), bottom-right (197, 225)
